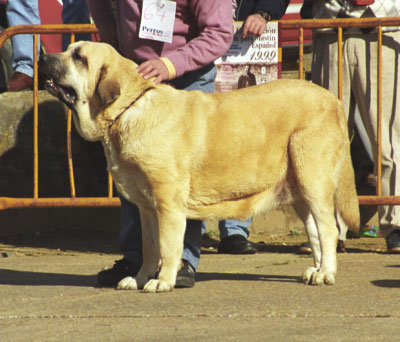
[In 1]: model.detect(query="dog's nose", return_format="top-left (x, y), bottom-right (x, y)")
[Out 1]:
top-left (38, 54), bottom-right (53, 78)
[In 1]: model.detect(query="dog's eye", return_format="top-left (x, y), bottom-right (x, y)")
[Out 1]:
top-left (72, 50), bottom-right (88, 66)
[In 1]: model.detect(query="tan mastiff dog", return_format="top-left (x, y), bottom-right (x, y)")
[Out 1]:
top-left (39, 41), bottom-right (359, 293)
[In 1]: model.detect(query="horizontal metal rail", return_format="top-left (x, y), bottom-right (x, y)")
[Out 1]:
top-left (0, 24), bottom-right (97, 47)
top-left (280, 17), bottom-right (400, 29)
top-left (1, 19), bottom-right (400, 209)
top-left (0, 197), bottom-right (121, 210)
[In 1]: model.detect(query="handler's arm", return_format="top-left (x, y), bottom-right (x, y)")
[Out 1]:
top-left (241, 0), bottom-right (290, 37)
top-left (164, 0), bottom-right (234, 78)
top-left (252, 0), bottom-right (290, 20)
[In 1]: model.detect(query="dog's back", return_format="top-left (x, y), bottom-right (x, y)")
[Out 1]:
top-left (184, 80), bottom-right (358, 227)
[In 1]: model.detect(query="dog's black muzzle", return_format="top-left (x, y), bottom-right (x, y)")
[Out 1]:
top-left (39, 54), bottom-right (77, 107)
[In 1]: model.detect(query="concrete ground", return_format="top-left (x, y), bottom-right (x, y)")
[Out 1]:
top-left (0, 210), bottom-right (399, 342)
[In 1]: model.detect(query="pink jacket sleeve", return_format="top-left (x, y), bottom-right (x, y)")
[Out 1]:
top-left (167, 0), bottom-right (234, 77)
top-left (87, 0), bottom-right (233, 77)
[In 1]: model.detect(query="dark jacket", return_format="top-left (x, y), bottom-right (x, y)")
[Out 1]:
top-left (236, 0), bottom-right (290, 20)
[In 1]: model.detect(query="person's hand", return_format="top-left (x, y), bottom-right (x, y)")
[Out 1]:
top-left (137, 59), bottom-right (169, 84)
top-left (242, 13), bottom-right (268, 38)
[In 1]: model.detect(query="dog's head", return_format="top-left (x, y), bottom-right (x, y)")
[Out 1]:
top-left (39, 41), bottom-right (149, 141)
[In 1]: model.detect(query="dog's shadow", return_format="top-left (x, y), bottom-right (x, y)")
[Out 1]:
top-left (371, 279), bottom-right (400, 288)
top-left (197, 272), bottom-right (300, 283)
top-left (3, 269), bottom-right (399, 289)
top-left (0, 269), bottom-right (300, 287)
top-left (370, 264), bottom-right (400, 288)
top-left (0, 269), bottom-right (97, 287)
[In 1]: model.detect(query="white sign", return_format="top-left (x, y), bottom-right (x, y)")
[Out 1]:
top-left (139, 0), bottom-right (176, 43)
top-left (216, 21), bottom-right (279, 65)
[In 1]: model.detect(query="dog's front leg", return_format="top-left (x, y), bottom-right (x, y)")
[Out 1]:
top-left (118, 208), bottom-right (160, 291)
top-left (143, 206), bottom-right (186, 293)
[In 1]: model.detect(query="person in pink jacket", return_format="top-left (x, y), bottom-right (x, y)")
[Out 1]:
top-left (87, 0), bottom-right (233, 83)
top-left (87, 0), bottom-right (234, 288)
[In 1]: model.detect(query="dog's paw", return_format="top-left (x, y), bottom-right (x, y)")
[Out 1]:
top-left (117, 276), bottom-right (139, 290)
top-left (302, 267), bottom-right (335, 285)
top-left (143, 279), bottom-right (174, 293)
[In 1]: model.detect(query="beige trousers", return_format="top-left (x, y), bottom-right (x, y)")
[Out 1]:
top-left (312, 31), bottom-right (400, 238)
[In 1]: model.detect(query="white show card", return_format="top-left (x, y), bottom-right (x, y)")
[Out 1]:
top-left (139, 0), bottom-right (176, 43)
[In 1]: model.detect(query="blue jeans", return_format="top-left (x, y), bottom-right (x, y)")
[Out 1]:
top-left (62, 0), bottom-right (91, 51)
top-left (6, 0), bottom-right (40, 77)
top-left (217, 219), bottom-right (252, 239)
top-left (119, 64), bottom-right (251, 269)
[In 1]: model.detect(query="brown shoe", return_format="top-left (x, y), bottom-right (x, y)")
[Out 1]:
top-left (7, 72), bottom-right (33, 91)
top-left (298, 241), bottom-right (312, 254)
top-left (298, 240), bottom-right (346, 254)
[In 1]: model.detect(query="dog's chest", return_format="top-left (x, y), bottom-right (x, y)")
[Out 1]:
top-left (102, 135), bottom-right (121, 173)
top-left (101, 136), bottom-right (151, 203)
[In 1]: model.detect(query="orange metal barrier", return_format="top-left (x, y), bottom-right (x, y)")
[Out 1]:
top-left (1, 19), bottom-right (400, 210)
top-left (0, 25), bottom-right (119, 209)
top-left (282, 17), bottom-right (400, 206)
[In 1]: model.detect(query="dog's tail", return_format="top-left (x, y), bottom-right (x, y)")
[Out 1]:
top-left (334, 150), bottom-right (360, 237)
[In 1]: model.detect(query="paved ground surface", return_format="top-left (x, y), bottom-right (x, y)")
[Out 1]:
top-left (1, 211), bottom-right (399, 342)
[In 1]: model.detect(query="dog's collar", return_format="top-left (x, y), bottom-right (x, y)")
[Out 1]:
top-left (107, 86), bottom-right (155, 127)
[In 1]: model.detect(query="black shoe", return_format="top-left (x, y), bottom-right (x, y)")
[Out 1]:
top-left (386, 229), bottom-right (400, 254)
top-left (175, 260), bottom-right (196, 288)
top-left (218, 235), bottom-right (257, 254)
top-left (97, 258), bottom-right (141, 286)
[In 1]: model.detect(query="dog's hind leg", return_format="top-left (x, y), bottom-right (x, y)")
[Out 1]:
top-left (290, 133), bottom-right (339, 285)
top-left (305, 201), bottom-right (338, 285)
top-left (292, 200), bottom-right (321, 268)
top-left (142, 205), bottom-right (186, 293)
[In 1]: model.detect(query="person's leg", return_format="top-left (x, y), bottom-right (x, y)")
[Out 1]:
top-left (350, 32), bottom-right (400, 252)
top-left (312, 33), bottom-right (354, 129)
top-left (218, 219), bottom-right (251, 239)
top-left (6, 0), bottom-right (40, 90)
top-left (169, 63), bottom-right (216, 92)
top-left (181, 220), bottom-right (203, 268)
top-left (118, 196), bottom-right (143, 265)
top-left (307, 33), bottom-right (353, 251)
top-left (97, 195), bottom-right (143, 286)
top-left (61, 0), bottom-right (91, 51)
top-left (217, 218), bottom-right (257, 254)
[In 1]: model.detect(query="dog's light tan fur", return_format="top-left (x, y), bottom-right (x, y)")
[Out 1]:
top-left (42, 42), bottom-right (360, 292)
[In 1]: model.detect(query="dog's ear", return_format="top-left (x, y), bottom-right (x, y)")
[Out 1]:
top-left (97, 65), bottom-right (121, 108)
